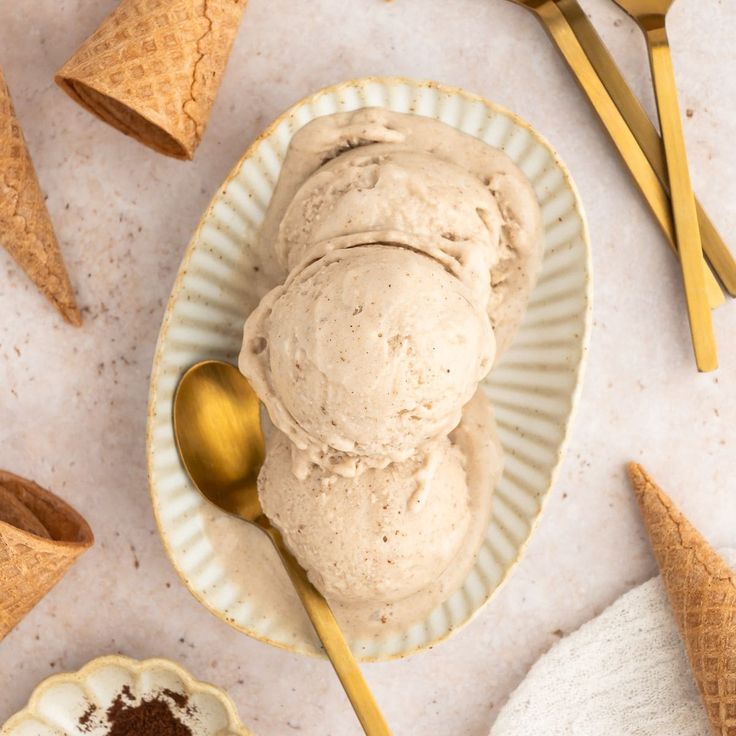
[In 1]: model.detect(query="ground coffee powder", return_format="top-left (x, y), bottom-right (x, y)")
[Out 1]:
top-left (77, 685), bottom-right (195, 735)
top-left (106, 693), bottom-right (192, 736)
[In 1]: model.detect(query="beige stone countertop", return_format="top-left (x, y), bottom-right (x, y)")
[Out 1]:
top-left (1, 1), bottom-right (735, 734)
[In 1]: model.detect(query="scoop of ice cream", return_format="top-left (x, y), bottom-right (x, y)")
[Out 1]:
top-left (258, 429), bottom-right (472, 604)
top-left (258, 108), bottom-right (543, 357)
top-left (239, 244), bottom-right (495, 476)
top-left (274, 145), bottom-right (504, 309)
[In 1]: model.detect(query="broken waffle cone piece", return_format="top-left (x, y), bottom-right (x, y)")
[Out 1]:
top-left (0, 470), bottom-right (93, 640)
top-left (0, 68), bottom-right (81, 325)
top-left (55, 0), bottom-right (248, 160)
top-left (628, 462), bottom-right (736, 736)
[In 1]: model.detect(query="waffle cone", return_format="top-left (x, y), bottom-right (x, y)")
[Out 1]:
top-left (628, 463), bottom-right (736, 736)
top-left (55, 0), bottom-right (248, 160)
top-left (0, 470), bottom-right (93, 640)
top-left (0, 68), bottom-right (81, 325)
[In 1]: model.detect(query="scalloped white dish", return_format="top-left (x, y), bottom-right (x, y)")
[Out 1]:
top-left (1, 655), bottom-right (252, 735)
top-left (147, 77), bottom-right (592, 661)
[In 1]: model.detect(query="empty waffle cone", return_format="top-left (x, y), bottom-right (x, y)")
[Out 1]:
top-left (55, 0), bottom-right (248, 160)
top-left (0, 68), bottom-right (81, 325)
top-left (628, 463), bottom-right (736, 736)
top-left (0, 470), bottom-right (93, 640)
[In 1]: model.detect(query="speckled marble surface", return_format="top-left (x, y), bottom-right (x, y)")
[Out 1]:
top-left (0, 1), bottom-right (735, 734)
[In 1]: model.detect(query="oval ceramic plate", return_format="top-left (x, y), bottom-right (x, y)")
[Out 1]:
top-left (147, 77), bottom-right (592, 661)
top-left (2, 655), bottom-right (252, 735)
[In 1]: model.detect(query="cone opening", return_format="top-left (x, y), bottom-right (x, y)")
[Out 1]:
top-left (0, 486), bottom-right (50, 539)
top-left (0, 471), bottom-right (93, 546)
top-left (58, 78), bottom-right (192, 160)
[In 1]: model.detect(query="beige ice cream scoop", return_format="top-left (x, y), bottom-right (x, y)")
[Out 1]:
top-left (258, 429), bottom-right (472, 606)
top-left (275, 145), bottom-right (504, 309)
top-left (239, 244), bottom-right (495, 477)
top-left (259, 108), bottom-right (543, 357)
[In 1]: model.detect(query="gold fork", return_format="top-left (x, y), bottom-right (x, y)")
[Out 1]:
top-left (506, 0), bottom-right (725, 312)
top-left (609, 0), bottom-right (716, 371)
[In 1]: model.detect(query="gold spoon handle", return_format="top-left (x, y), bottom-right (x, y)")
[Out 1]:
top-left (528, 1), bottom-right (723, 310)
top-left (645, 22), bottom-right (717, 372)
top-left (267, 527), bottom-right (392, 736)
top-left (556, 0), bottom-right (736, 296)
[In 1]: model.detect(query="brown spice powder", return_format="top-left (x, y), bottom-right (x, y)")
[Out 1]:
top-left (76, 687), bottom-right (195, 735)
top-left (106, 693), bottom-right (192, 736)
top-left (78, 703), bottom-right (97, 728)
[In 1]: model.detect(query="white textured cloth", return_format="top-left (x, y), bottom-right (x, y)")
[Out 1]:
top-left (490, 550), bottom-right (736, 736)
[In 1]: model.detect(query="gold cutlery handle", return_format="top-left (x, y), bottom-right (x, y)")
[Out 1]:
top-left (645, 24), bottom-right (717, 371)
top-left (556, 0), bottom-right (736, 296)
top-left (530, 1), bottom-right (723, 310)
top-left (267, 527), bottom-right (392, 736)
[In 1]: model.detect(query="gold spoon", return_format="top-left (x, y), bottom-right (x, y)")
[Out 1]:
top-left (505, 0), bottom-right (722, 311)
top-left (608, 0), bottom-right (717, 371)
top-left (173, 359), bottom-right (391, 736)
top-left (505, 0), bottom-right (735, 302)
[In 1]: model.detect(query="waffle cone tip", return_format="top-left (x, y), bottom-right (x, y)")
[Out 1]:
top-left (627, 461), bottom-right (673, 504)
top-left (59, 299), bottom-right (82, 327)
top-left (628, 461), bottom-right (683, 531)
top-left (627, 461), bottom-right (736, 736)
top-left (627, 461), bottom-right (646, 488)
top-left (1, 66), bottom-right (82, 325)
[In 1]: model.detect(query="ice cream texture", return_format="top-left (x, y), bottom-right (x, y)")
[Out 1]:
top-left (276, 146), bottom-right (505, 310)
top-left (257, 107), bottom-right (543, 355)
top-left (258, 389), bottom-right (502, 615)
top-left (238, 107), bottom-right (542, 615)
top-left (241, 244), bottom-right (494, 477)
top-left (259, 430), bottom-right (470, 604)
